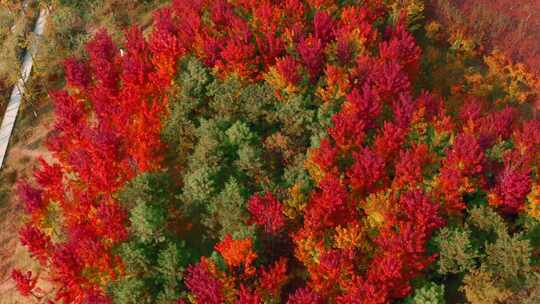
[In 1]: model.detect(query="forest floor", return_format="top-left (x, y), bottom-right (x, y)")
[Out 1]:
top-left (0, 101), bottom-right (54, 304)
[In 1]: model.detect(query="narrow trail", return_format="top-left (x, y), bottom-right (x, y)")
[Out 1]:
top-left (0, 7), bottom-right (51, 304)
top-left (0, 7), bottom-right (48, 168)
top-left (0, 105), bottom-right (54, 304)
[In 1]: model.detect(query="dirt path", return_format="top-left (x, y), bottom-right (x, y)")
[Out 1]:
top-left (0, 8), bottom-right (48, 168)
top-left (0, 5), bottom-right (52, 302)
top-left (0, 105), bottom-right (54, 304)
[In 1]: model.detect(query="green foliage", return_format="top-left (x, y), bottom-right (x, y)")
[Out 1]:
top-left (165, 57), bottom-right (326, 195)
top-left (206, 77), bottom-right (277, 124)
top-left (437, 205), bottom-right (538, 302)
top-left (157, 242), bottom-right (189, 283)
top-left (155, 242), bottom-right (190, 303)
top-left (467, 205), bottom-right (507, 239)
top-left (162, 57), bottom-right (212, 159)
top-left (161, 98), bottom-right (197, 155)
top-left (405, 282), bottom-right (445, 304)
top-left (180, 118), bottom-right (262, 238)
top-left (130, 200), bottom-right (167, 243)
top-left (205, 177), bottom-right (254, 239)
top-left (460, 268), bottom-right (511, 304)
top-left (113, 240), bottom-right (192, 304)
top-left (283, 154), bottom-right (311, 187)
top-left (189, 118), bottom-right (226, 169)
top-left (177, 57), bottom-right (212, 98)
top-left (111, 277), bottom-right (149, 304)
top-left (522, 217), bottom-right (540, 261)
top-left (56, 0), bottom-right (98, 10)
top-left (226, 121), bottom-right (255, 146)
top-left (46, 5), bottom-right (88, 55)
top-left (119, 172), bottom-right (174, 211)
top-left (182, 164), bottom-right (217, 205)
top-left (0, 169), bottom-right (17, 212)
top-left (484, 233), bottom-right (533, 288)
top-left (435, 226), bottom-right (479, 274)
top-left (112, 172), bottom-right (193, 303)
top-left (520, 275), bottom-right (540, 304)
top-left (117, 241), bottom-right (152, 275)
top-left (165, 60), bottom-right (326, 240)
top-left (277, 93), bottom-right (318, 140)
top-left (236, 143), bottom-right (264, 177)
top-left (167, 67), bottom-right (273, 239)
top-left (0, 2), bottom-right (29, 90)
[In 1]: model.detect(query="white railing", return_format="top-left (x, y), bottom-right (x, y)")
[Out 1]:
top-left (0, 7), bottom-right (48, 168)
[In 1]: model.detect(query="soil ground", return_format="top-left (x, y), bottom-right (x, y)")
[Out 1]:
top-left (0, 102), bottom-right (54, 304)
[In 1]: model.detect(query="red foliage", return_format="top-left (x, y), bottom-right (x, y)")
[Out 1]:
top-left (379, 23), bottom-right (422, 77)
top-left (303, 175), bottom-right (354, 231)
top-left (490, 165), bottom-right (531, 213)
top-left (439, 134), bottom-right (486, 212)
top-left (63, 58), bottom-right (90, 89)
top-left (366, 61), bottom-right (411, 102)
top-left (11, 269), bottom-right (37, 297)
top-left (185, 260), bottom-right (224, 304)
top-left (215, 235), bottom-right (258, 275)
top-left (514, 120), bottom-right (540, 163)
top-left (248, 192), bottom-right (286, 234)
top-left (310, 138), bottom-right (339, 174)
top-left (347, 87), bottom-right (382, 127)
top-left (328, 110), bottom-right (366, 150)
top-left (33, 159), bottom-right (64, 201)
top-left (313, 11), bottom-right (335, 45)
top-left (17, 22), bottom-right (181, 301)
top-left (19, 224), bottom-right (51, 265)
top-left (276, 56), bottom-right (302, 85)
top-left (373, 122), bottom-right (407, 161)
top-left (16, 182), bottom-right (43, 215)
top-left (16, 1), bottom-right (540, 303)
top-left (347, 148), bottom-right (386, 194)
top-left (393, 144), bottom-right (431, 189)
top-left (298, 36), bottom-right (325, 82)
top-left (433, 0), bottom-right (540, 74)
top-left (237, 285), bottom-right (262, 304)
top-left (186, 242), bottom-right (289, 304)
top-left (489, 152), bottom-right (533, 214)
top-left (332, 191), bottom-right (444, 303)
top-left (258, 258), bottom-right (288, 295)
top-left (287, 287), bottom-right (324, 304)
top-left (291, 15), bottom-right (448, 302)
top-left (86, 30), bottom-right (120, 91)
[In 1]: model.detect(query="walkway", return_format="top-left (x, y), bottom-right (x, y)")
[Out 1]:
top-left (0, 7), bottom-right (48, 168)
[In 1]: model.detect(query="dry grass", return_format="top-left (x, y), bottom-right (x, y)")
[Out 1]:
top-left (0, 100), bottom-right (54, 304)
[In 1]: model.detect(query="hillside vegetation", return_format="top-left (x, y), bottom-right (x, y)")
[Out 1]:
top-left (4, 0), bottom-right (540, 303)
